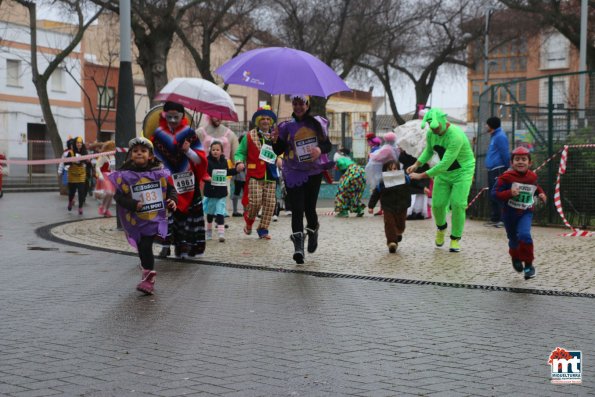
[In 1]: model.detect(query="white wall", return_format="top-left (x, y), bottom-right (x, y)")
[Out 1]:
top-left (0, 20), bottom-right (84, 168)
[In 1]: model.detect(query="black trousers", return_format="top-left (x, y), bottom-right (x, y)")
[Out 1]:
top-left (68, 182), bottom-right (86, 208)
top-left (286, 173), bottom-right (322, 233)
top-left (488, 167), bottom-right (506, 222)
top-left (137, 235), bottom-right (155, 271)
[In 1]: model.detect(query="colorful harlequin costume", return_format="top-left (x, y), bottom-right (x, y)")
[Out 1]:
top-left (234, 106), bottom-right (279, 239)
top-left (492, 147), bottom-right (544, 278)
top-left (110, 137), bottom-right (178, 295)
top-left (334, 157), bottom-right (366, 217)
top-left (149, 101), bottom-right (207, 258)
top-left (415, 108), bottom-right (475, 250)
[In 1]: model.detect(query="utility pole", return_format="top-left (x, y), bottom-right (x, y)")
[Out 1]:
top-left (115, 0), bottom-right (136, 167)
top-left (115, 0), bottom-right (136, 227)
top-left (578, 0), bottom-right (587, 123)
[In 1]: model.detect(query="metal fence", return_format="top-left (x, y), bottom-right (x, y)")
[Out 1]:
top-left (471, 70), bottom-right (595, 227)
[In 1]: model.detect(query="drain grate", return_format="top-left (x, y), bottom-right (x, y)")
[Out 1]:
top-left (37, 220), bottom-right (595, 299)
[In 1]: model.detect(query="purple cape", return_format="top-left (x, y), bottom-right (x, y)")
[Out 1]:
top-left (109, 168), bottom-right (170, 249)
top-left (277, 116), bottom-right (334, 188)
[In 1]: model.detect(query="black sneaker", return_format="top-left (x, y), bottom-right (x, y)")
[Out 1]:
top-left (232, 212), bottom-right (242, 217)
top-left (524, 264), bottom-right (536, 280)
top-left (512, 259), bottom-right (523, 273)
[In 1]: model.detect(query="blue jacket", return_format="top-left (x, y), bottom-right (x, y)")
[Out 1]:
top-left (485, 128), bottom-right (510, 170)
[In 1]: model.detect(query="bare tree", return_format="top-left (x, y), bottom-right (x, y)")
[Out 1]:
top-left (91, 0), bottom-right (202, 103)
top-left (13, 0), bottom-right (103, 157)
top-left (175, 0), bottom-right (261, 83)
top-left (499, 0), bottom-right (595, 68)
top-left (269, 0), bottom-right (395, 116)
top-left (65, 58), bottom-right (118, 142)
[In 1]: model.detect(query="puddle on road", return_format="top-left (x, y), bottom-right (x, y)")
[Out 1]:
top-left (27, 246), bottom-right (59, 251)
top-left (63, 250), bottom-right (89, 255)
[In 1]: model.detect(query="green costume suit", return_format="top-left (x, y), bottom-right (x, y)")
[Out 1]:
top-left (418, 110), bottom-right (475, 239)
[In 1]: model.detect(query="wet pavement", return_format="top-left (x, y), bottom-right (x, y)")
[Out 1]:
top-left (1, 192), bottom-right (594, 396)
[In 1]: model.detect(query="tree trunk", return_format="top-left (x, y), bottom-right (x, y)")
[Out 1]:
top-left (414, 84), bottom-right (431, 117)
top-left (309, 97), bottom-right (328, 118)
top-left (134, 34), bottom-right (172, 104)
top-left (34, 80), bottom-right (64, 158)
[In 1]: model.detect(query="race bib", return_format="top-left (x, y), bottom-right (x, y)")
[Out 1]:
top-left (382, 170), bottom-right (406, 188)
top-left (295, 137), bottom-right (317, 162)
top-left (508, 182), bottom-right (536, 210)
top-left (211, 169), bottom-right (227, 187)
top-left (259, 143), bottom-right (277, 164)
top-left (172, 171), bottom-right (195, 194)
top-left (131, 181), bottom-right (164, 213)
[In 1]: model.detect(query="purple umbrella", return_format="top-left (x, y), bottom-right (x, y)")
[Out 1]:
top-left (215, 47), bottom-right (351, 97)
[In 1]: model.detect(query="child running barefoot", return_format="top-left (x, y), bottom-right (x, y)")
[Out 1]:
top-left (203, 141), bottom-right (236, 242)
top-left (492, 146), bottom-right (546, 280)
top-left (368, 160), bottom-right (411, 253)
top-left (109, 137), bottom-right (177, 295)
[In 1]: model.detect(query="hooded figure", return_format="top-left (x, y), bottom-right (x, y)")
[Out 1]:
top-left (406, 107), bottom-right (475, 252)
top-left (334, 156), bottom-right (366, 217)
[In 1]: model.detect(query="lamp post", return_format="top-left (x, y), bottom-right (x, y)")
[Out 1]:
top-left (483, 8), bottom-right (494, 86)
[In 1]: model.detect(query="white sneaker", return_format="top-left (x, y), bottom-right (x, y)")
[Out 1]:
top-left (273, 215), bottom-right (278, 222)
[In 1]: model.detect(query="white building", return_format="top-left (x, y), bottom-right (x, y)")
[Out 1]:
top-left (0, 19), bottom-right (84, 176)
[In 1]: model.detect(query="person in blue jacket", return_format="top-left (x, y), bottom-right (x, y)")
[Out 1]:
top-left (485, 117), bottom-right (510, 227)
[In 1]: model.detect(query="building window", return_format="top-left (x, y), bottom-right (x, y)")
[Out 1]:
top-left (541, 78), bottom-right (568, 108)
top-left (518, 81), bottom-right (526, 102)
top-left (7, 59), bottom-right (21, 86)
top-left (51, 66), bottom-right (65, 91)
top-left (540, 31), bottom-right (569, 70)
top-left (98, 86), bottom-right (115, 109)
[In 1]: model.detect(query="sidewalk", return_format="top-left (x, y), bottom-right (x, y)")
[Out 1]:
top-left (50, 209), bottom-right (595, 295)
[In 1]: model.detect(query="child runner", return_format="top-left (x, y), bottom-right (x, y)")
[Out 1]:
top-left (492, 146), bottom-right (546, 279)
top-left (203, 141), bottom-right (236, 242)
top-left (61, 137), bottom-right (89, 215)
top-left (368, 159), bottom-right (411, 253)
top-left (95, 140), bottom-right (116, 217)
top-left (110, 137), bottom-right (177, 295)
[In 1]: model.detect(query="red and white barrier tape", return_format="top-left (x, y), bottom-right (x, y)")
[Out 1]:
top-left (466, 187), bottom-right (488, 210)
top-left (0, 150), bottom-right (117, 166)
top-left (0, 139), bottom-right (53, 143)
top-left (534, 149), bottom-right (562, 173)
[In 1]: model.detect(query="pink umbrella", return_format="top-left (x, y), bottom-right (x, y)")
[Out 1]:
top-left (215, 47), bottom-right (350, 97)
top-left (154, 78), bottom-right (238, 121)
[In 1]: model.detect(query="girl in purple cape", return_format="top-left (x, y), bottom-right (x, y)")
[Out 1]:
top-left (272, 95), bottom-right (334, 264)
top-left (109, 137), bottom-right (177, 295)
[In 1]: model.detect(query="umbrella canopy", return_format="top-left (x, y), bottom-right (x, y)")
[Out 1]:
top-left (154, 78), bottom-right (238, 121)
top-left (215, 47), bottom-right (351, 97)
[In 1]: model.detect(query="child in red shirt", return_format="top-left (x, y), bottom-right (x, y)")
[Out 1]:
top-left (492, 147), bottom-right (547, 279)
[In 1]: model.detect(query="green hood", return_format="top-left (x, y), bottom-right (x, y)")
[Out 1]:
top-left (336, 156), bottom-right (355, 171)
top-left (422, 108), bottom-right (448, 131)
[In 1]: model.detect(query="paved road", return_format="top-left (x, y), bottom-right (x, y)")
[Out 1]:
top-left (1, 192), bottom-right (594, 396)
